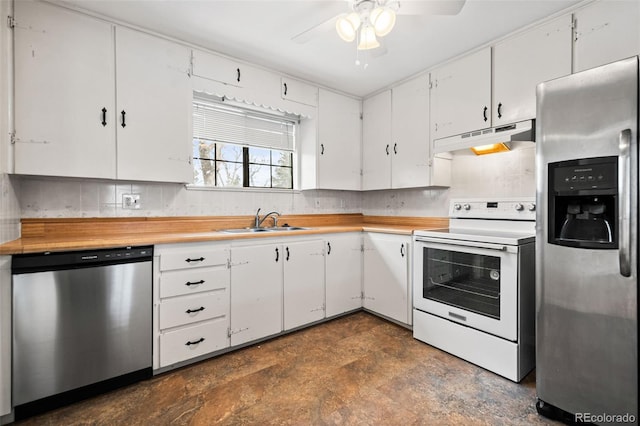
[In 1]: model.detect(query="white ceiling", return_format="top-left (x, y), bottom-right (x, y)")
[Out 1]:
top-left (56, 0), bottom-right (583, 97)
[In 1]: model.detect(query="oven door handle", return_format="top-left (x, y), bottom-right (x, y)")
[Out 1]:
top-left (414, 237), bottom-right (516, 253)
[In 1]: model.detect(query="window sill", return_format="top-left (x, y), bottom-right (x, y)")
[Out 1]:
top-left (185, 184), bottom-right (301, 194)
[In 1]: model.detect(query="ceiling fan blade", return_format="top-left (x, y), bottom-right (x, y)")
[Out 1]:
top-left (394, 0), bottom-right (466, 16)
top-left (291, 14), bottom-right (339, 44)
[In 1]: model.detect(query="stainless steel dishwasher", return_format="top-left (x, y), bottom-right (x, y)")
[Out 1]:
top-left (11, 246), bottom-right (153, 419)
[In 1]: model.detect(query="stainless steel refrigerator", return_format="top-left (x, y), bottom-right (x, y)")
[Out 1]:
top-left (536, 56), bottom-right (638, 424)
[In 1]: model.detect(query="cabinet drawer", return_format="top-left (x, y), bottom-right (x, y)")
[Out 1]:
top-left (159, 248), bottom-right (228, 271)
top-left (160, 268), bottom-right (229, 299)
top-left (159, 290), bottom-right (229, 330)
top-left (159, 318), bottom-right (229, 367)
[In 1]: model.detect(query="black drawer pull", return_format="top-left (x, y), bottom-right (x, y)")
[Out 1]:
top-left (185, 280), bottom-right (205, 286)
top-left (185, 257), bottom-right (205, 263)
top-left (101, 107), bottom-right (107, 127)
top-left (121, 110), bottom-right (126, 128)
top-left (186, 306), bottom-right (205, 314)
top-left (185, 337), bottom-right (205, 346)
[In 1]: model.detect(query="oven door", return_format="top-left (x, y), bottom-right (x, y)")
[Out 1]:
top-left (413, 237), bottom-right (518, 341)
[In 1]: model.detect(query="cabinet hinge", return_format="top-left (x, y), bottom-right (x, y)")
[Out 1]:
top-left (429, 81), bottom-right (433, 89)
top-left (360, 244), bottom-right (364, 252)
top-left (7, 16), bottom-right (15, 29)
top-left (359, 169), bottom-right (363, 177)
top-left (9, 131), bottom-right (16, 145)
top-left (227, 327), bottom-right (231, 338)
top-left (359, 112), bottom-right (363, 120)
top-left (572, 16), bottom-right (579, 42)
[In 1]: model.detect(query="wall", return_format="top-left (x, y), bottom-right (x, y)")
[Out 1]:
top-left (16, 176), bottom-right (363, 218)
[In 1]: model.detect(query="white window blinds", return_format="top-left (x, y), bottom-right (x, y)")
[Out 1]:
top-left (193, 99), bottom-right (296, 151)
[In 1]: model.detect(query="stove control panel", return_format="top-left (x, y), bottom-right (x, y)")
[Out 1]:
top-left (449, 199), bottom-right (536, 220)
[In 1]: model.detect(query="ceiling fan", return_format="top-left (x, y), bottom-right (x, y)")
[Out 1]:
top-left (292, 0), bottom-right (467, 51)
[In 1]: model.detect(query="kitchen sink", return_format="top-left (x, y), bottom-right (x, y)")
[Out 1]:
top-left (219, 226), bottom-right (310, 234)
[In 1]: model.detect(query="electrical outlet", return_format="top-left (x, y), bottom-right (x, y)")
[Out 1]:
top-left (122, 193), bottom-right (141, 209)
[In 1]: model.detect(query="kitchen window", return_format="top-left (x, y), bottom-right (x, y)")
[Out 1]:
top-left (192, 97), bottom-right (296, 189)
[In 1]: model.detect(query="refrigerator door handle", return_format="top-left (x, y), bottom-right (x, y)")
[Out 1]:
top-left (618, 128), bottom-right (632, 277)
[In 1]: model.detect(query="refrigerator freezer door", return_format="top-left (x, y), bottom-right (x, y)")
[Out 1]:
top-left (536, 56), bottom-right (638, 420)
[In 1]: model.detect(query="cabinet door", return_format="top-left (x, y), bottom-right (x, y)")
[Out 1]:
top-left (493, 15), bottom-right (572, 124)
top-left (13, 0), bottom-right (116, 179)
top-left (281, 77), bottom-right (318, 106)
top-left (317, 90), bottom-right (362, 190)
top-left (574, 1), bottom-right (640, 73)
top-left (431, 48), bottom-right (491, 139)
top-left (192, 50), bottom-right (244, 87)
top-left (115, 27), bottom-right (192, 183)
top-left (283, 240), bottom-right (325, 330)
top-left (230, 244), bottom-right (283, 346)
top-left (325, 234), bottom-right (363, 318)
top-left (362, 90), bottom-right (392, 190)
top-left (363, 233), bottom-right (410, 325)
top-left (391, 74), bottom-right (431, 189)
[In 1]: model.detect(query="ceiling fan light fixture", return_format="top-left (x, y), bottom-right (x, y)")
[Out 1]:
top-left (357, 25), bottom-right (380, 50)
top-left (370, 6), bottom-right (396, 37)
top-left (336, 12), bottom-right (361, 42)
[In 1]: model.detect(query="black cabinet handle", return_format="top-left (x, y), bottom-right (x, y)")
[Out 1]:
top-left (121, 110), bottom-right (126, 128)
top-left (394, 143), bottom-right (397, 155)
top-left (327, 242), bottom-right (331, 255)
top-left (283, 82), bottom-right (288, 96)
top-left (483, 106), bottom-right (488, 122)
top-left (497, 103), bottom-right (503, 118)
top-left (185, 280), bottom-right (205, 286)
top-left (186, 306), bottom-right (205, 314)
top-left (101, 108), bottom-right (107, 127)
top-left (275, 247), bottom-right (279, 262)
top-left (286, 246), bottom-right (290, 261)
top-left (320, 144), bottom-right (324, 155)
top-left (400, 243), bottom-right (405, 257)
top-left (385, 144), bottom-right (390, 155)
top-left (185, 337), bottom-right (205, 346)
top-left (185, 257), bottom-right (205, 263)
top-left (237, 67), bottom-right (241, 82)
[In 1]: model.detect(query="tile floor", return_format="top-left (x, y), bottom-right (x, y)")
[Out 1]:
top-left (15, 312), bottom-right (560, 425)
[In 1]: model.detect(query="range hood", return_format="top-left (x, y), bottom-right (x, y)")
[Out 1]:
top-left (434, 119), bottom-right (535, 155)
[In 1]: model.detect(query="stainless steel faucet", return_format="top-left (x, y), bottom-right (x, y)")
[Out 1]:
top-left (254, 208), bottom-right (281, 228)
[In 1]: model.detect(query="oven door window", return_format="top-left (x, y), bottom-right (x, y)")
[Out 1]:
top-left (424, 248), bottom-right (501, 320)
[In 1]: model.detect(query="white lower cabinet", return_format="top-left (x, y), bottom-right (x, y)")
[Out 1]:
top-left (325, 233), bottom-right (363, 317)
top-left (283, 240), bottom-right (326, 330)
top-left (229, 243), bottom-right (283, 346)
top-left (363, 233), bottom-right (411, 325)
top-left (154, 242), bottom-right (230, 369)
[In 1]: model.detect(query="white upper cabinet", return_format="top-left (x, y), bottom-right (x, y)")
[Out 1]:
top-left (281, 77), bottom-right (318, 107)
top-left (115, 27), bottom-right (192, 183)
top-left (13, 0), bottom-right (116, 179)
top-left (431, 48), bottom-right (491, 140)
top-left (316, 89), bottom-right (362, 190)
top-left (13, 1), bottom-right (192, 183)
top-left (362, 90), bottom-right (392, 190)
top-left (391, 74), bottom-right (431, 189)
top-left (493, 15), bottom-right (572, 124)
top-left (573, 0), bottom-right (640, 73)
top-left (192, 50), bottom-right (247, 87)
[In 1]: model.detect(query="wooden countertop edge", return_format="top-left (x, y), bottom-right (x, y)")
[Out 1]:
top-left (1, 216), bottom-right (449, 255)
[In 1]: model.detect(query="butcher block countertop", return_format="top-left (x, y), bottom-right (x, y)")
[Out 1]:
top-left (0, 214), bottom-right (448, 255)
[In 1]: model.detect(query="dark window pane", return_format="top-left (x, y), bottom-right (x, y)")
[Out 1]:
top-left (272, 166), bottom-right (292, 189)
top-left (248, 147), bottom-right (271, 165)
top-left (249, 164), bottom-right (270, 187)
